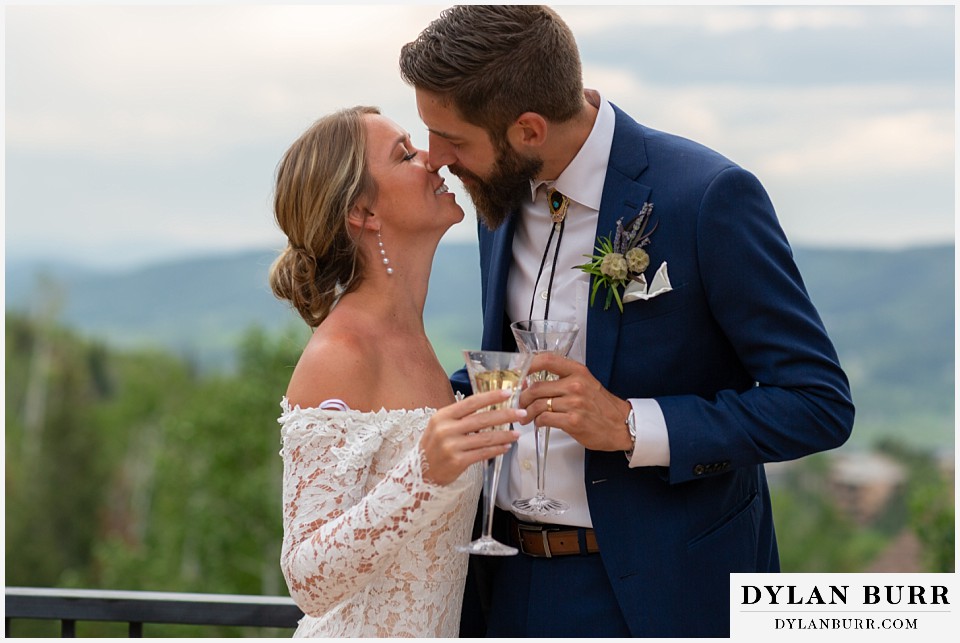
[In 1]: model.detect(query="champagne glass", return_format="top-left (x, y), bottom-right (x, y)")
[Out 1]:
top-left (458, 349), bottom-right (533, 556)
top-left (509, 319), bottom-right (580, 516)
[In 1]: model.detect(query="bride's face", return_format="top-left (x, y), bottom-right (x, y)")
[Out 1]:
top-left (362, 114), bottom-right (464, 233)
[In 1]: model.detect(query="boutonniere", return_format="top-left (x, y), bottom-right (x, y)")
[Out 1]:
top-left (575, 203), bottom-right (672, 312)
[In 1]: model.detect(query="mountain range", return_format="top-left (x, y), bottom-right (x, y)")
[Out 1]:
top-left (6, 242), bottom-right (955, 450)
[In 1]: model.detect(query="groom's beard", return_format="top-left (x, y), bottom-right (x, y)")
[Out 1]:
top-left (450, 143), bottom-right (543, 230)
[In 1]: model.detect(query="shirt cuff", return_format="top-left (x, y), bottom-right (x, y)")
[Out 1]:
top-left (626, 398), bottom-right (670, 468)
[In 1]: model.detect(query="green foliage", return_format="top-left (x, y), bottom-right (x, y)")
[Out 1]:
top-left (8, 244), bottom-right (953, 447)
top-left (6, 312), bottom-right (306, 636)
top-left (770, 440), bottom-right (955, 575)
top-left (4, 242), bottom-right (955, 633)
top-left (770, 454), bottom-right (889, 572)
top-left (875, 439), bottom-right (955, 572)
top-left (6, 313), bottom-right (124, 588)
top-left (910, 482), bottom-right (955, 573)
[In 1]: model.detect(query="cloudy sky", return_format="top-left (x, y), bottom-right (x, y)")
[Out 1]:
top-left (5, 3), bottom-right (955, 269)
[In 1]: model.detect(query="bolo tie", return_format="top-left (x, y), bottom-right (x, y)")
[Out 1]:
top-left (527, 187), bottom-right (570, 321)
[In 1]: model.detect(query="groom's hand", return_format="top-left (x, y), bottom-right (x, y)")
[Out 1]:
top-left (518, 353), bottom-right (634, 452)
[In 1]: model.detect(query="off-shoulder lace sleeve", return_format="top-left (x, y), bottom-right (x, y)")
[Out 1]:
top-left (278, 399), bottom-right (471, 617)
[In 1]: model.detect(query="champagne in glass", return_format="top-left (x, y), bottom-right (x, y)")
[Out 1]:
top-left (509, 319), bottom-right (580, 517)
top-left (458, 350), bottom-right (533, 556)
top-left (473, 369), bottom-right (523, 397)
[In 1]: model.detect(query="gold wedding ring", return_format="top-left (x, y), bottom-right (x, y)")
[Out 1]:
top-left (546, 398), bottom-right (554, 412)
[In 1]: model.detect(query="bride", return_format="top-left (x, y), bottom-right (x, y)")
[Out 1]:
top-left (268, 106), bottom-right (524, 637)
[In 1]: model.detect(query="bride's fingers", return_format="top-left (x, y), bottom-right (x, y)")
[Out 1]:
top-left (444, 389), bottom-right (513, 418)
top-left (423, 436), bottom-right (514, 484)
top-left (432, 390), bottom-right (524, 434)
top-left (422, 392), bottom-right (527, 483)
top-left (424, 405), bottom-right (519, 443)
top-left (427, 413), bottom-right (519, 456)
top-left (458, 425), bottom-right (519, 451)
top-left (463, 442), bottom-right (515, 465)
top-left (438, 430), bottom-right (516, 472)
top-left (458, 406), bottom-right (526, 433)
top-left (421, 424), bottom-right (516, 479)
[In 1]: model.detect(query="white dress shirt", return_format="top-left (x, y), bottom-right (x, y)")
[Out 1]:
top-left (497, 95), bottom-right (670, 528)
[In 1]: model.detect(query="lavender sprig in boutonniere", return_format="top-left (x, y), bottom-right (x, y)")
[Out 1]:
top-left (576, 203), bottom-right (671, 312)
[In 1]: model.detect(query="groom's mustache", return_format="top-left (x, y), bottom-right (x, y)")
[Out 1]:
top-left (448, 164), bottom-right (483, 186)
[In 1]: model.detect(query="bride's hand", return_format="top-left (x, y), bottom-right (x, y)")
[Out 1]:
top-left (420, 389), bottom-right (525, 486)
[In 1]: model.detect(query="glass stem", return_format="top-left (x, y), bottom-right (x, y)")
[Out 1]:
top-left (482, 453), bottom-right (504, 538)
top-left (535, 426), bottom-right (551, 499)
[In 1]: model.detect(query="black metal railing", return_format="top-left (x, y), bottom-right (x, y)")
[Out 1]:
top-left (5, 587), bottom-right (303, 637)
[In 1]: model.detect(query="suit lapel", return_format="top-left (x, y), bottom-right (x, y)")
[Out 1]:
top-left (585, 105), bottom-right (652, 388)
top-left (481, 104), bottom-right (652, 378)
top-left (480, 214), bottom-right (518, 350)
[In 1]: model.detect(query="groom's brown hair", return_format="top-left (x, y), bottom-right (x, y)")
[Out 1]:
top-left (399, 5), bottom-right (583, 142)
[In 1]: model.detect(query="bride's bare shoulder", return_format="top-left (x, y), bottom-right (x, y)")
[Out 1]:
top-left (285, 314), bottom-right (380, 411)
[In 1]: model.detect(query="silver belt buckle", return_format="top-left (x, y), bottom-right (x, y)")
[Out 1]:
top-left (517, 523), bottom-right (557, 558)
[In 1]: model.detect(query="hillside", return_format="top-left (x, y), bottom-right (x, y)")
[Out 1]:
top-left (6, 243), bottom-right (955, 449)
top-left (6, 246), bottom-right (484, 369)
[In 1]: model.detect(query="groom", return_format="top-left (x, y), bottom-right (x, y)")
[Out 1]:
top-left (400, 5), bottom-right (854, 638)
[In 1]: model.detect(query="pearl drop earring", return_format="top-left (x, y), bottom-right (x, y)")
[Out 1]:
top-left (377, 228), bottom-right (394, 275)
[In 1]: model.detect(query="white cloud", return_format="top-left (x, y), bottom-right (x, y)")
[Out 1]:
top-left (586, 64), bottom-right (954, 175)
top-left (577, 62), bottom-right (954, 249)
top-left (760, 108), bottom-right (954, 179)
top-left (561, 4), bottom-right (945, 34)
top-left (558, 5), bottom-right (868, 35)
top-left (4, 4), bottom-right (954, 268)
top-left (6, 5), bottom-right (442, 158)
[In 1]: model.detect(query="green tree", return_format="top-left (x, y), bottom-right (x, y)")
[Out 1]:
top-left (770, 454), bottom-right (888, 572)
top-left (6, 314), bottom-right (308, 636)
top-left (6, 313), bottom-right (122, 588)
top-left (876, 439), bottom-right (955, 573)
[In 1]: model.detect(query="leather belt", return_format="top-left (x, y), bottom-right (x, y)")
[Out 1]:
top-left (509, 516), bottom-right (599, 558)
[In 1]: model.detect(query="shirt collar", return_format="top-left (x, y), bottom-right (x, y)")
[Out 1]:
top-left (529, 92), bottom-right (615, 211)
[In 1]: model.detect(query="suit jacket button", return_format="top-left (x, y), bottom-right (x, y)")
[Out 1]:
top-left (693, 464), bottom-right (705, 476)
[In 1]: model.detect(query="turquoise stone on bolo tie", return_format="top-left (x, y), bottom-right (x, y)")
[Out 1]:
top-left (546, 188), bottom-right (570, 230)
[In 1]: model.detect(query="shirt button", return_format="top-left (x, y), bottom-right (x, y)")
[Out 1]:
top-left (522, 460), bottom-right (533, 471)
top-left (540, 291), bottom-right (549, 300)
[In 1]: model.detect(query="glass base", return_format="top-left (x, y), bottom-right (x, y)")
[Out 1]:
top-left (456, 536), bottom-right (518, 556)
top-left (512, 495), bottom-right (570, 517)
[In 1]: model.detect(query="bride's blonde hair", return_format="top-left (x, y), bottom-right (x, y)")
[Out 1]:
top-left (269, 106), bottom-right (380, 327)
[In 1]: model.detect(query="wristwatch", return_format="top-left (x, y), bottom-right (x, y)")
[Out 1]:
top-left (624, 408), bottom-right (637, 461)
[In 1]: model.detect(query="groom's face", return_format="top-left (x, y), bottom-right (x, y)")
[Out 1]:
top-left (415, 89), bottom-right (542, 230)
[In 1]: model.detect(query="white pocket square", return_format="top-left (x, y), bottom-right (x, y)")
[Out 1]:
top-left (623, 261), bottom-right (672, 302)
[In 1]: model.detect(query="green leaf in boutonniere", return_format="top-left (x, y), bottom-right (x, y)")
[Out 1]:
top-left (575, 203), bottom-right (658, 312)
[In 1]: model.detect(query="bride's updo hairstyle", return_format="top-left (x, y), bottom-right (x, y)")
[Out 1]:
top-left (269, 106), bottom-right (380, 328)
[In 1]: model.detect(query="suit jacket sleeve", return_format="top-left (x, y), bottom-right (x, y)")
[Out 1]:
top-left (450, 367), bottom-right (472, 399)
top-left (653, 165), bottom-right (854, 484)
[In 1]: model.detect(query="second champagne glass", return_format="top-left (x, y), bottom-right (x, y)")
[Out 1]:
top-left (458, 349), bottom-right (533, 556)
top-left (509, 319), bottom-right (580, 516)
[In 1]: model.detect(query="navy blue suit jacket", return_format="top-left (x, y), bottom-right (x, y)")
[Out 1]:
top-left (454, 104), bottom-right (854, 637)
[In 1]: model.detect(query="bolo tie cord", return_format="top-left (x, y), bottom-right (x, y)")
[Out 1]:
top-left (527, 217), bottom-right (566, 322)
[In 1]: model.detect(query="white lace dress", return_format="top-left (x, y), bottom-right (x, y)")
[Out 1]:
top-left (278, 398), bottom-right (483, 638)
